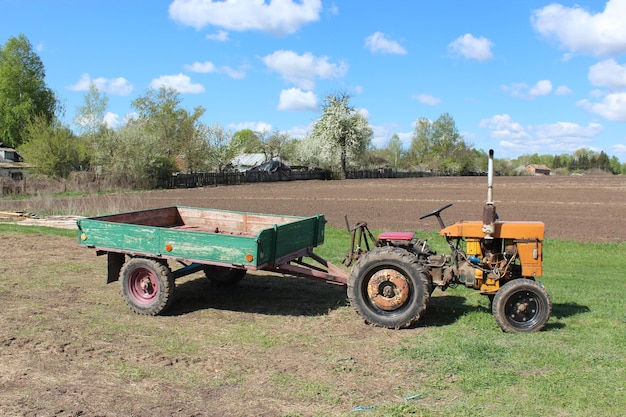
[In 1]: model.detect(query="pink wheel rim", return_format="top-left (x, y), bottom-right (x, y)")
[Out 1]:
top-left (128, 267), bottom-right (158, 305)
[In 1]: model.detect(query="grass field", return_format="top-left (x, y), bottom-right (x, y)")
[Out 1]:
top-left (318, 228), bottom-right (626, 416)
top-left (1, 223), bottom-right (625, 416)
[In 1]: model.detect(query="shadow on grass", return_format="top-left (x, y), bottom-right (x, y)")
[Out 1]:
top-left (414, 294), bottom-right (591, 330)
top-left (551, 302), bottom-right (590, 319)
top-left (416, 294), bottom-right (489, 328)
top-left (164, 273), bottom-right (592, 332)
top-left (164, 271), bottom-right (349, 317)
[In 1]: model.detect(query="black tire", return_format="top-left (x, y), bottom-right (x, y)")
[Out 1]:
top-left (120, 258), bottom-right (174, 315)
top-left (347, 246), bottom-right (431, 329)
top-left (203, 266), bottom-right (246, 286)
top-left (492, 279), bottom-right (551, 333)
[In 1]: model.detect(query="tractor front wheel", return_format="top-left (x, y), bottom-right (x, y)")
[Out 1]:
top-left (120, 258), bottom-right (175, 315)
top-left (492, 279), bottom-right (551, 333)
top-left (348, 246), bottom-right (430, 329)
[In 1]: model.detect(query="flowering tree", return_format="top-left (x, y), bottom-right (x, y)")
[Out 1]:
top-left (308, 93), bottom-right (372, 178)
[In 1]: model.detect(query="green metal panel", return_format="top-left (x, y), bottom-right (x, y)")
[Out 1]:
top-left (272, 215), bottom-right (325, 262)
top-left (77, 207), bottom-right (326, 268)
top-left (77, 218), bottom-right (162, 255)
top-left (159, 228), bottom-right (259, 266)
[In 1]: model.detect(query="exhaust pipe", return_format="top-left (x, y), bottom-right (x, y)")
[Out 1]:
top-left (482, 149), bottom-right (497, 238)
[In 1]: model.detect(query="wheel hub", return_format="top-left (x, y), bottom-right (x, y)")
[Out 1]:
top-left (129, 268), bottom-right (157, 304)
top-left (367, 269), bottom-right (410, 311)
top-left (508, 294), bottom-right (537, 322)
top-left (140, 277), bottom-right (154, 294)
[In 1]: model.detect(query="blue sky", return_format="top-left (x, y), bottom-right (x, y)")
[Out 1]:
top-left (2, 0), bottom-right (626, 162)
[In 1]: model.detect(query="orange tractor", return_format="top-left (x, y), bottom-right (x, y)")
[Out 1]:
top-left (345, 150), bottom-right (551, 332)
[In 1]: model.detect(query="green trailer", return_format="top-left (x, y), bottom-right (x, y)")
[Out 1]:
top-left (77, 206), bottom-right (348, 315)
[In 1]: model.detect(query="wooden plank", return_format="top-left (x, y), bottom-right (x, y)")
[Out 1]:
top-left (177, 207), bottom-right (299, 234)
top-left (91, 206), bottom-right (182, 227)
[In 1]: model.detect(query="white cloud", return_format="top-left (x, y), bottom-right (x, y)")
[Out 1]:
top-left (555, 85), bottom-right (573, 95)
top-left (611, 143), bottom-right (626, 161)
top-left (479, 114), bottom-right (528, 140)
top-left (168, 0), bottom-right (322, 36)
top-left (277, 88), bottom-right (318, 111)
top-left (365, 32), bottom-right (407, 55)
top-left (532, 0), bottom-right (626, 57)
top-left (502, 80), bottom-right (553, 99)
top-left (535, 121), bottom-right (603, 139)
top-left (222, 66), bottom-right (246, 79)
top-left (588, 59), bottom-right (626, 90)
top-left (448, 33), bottom-right (494, 61)
top-left (185, 61), bottom-right (247, 79)
top-left (185, 61), bottom-right (217, 73)
top-left (412, 93), bottom-right (441, 106)
top-left (228, 121), bottom-right (273, 133)
top-left (528, 80), bottom-right (553, 98)
top-left (103, 112), bottom-right (121, 129)
top-left (262, 50), bottom-right (348, 90)
top-left (577, 92), bottom-right (626, 121)
top-left (206, 30), bottom-right (229, 41)
top-left (68, 73), bottom-right (133, 96)
top-left (590, 89), bottom-right (605, 99)
top-left (479, 114), bottom-right (603, 155)
top-left (149, 73), bottom-right (205, 94)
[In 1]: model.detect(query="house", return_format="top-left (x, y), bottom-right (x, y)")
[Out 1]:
top-left (0, 142), bottom-right (29, 180)
top-left (228, 153), bottom-right (268, 172)
top-left (525, 164), bottom-right (551, 176)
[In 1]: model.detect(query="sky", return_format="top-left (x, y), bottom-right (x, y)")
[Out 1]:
top-left (2, 0), bottom-right (626, 162)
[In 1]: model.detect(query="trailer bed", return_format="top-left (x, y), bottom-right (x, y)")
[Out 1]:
top-left (77, 206), bottom-right (326, 269)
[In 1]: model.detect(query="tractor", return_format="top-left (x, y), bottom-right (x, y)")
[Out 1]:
top-left (344, 149), bottom-right (551, 332)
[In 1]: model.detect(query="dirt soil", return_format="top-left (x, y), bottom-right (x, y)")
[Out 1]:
top-left (149, 175), bottom-right (626, 242)
top-left (1, 175), bottom-right (624, 417)
top-left (12, 174), bottom-right (619, 242)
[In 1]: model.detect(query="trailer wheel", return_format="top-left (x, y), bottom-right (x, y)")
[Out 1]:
top-left (348, 246), bottom-right (430, 329)
top-left (492, 279), bottom-right (551, 333)
top-left (120, 258), bottom-right (174, 315)
top-left (203, 266), bottom-right (246, 286)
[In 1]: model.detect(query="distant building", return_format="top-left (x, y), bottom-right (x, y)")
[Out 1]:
top-left (526, 164), bottom-right (551, 176)
top-left (0, 142), bottom-right (30, 180)
top-left (228, 153), bottom-right (268, 172)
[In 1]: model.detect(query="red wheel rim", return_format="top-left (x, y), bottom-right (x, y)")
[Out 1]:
top-left (128, 267), bottom-right (158, 305)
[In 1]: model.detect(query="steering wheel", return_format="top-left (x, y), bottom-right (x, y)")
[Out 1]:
top-left (419, 203), bottom-right (453, 220)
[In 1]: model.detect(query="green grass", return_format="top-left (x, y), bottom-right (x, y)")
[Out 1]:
top-left (0, 222), bottom-right (75, 237)
top-left (315, 227), bottom-right (626, 415)
top-left (384, 238), bottom-right (626, 416)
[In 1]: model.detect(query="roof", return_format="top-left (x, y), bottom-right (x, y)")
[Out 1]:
top-left (0, 143), bottom-right (24, 162)
top-left (230, 153), bottom-right (267, 169)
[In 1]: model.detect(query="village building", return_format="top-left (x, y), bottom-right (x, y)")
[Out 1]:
top-left (525, 164), bottom-right (551, 175)
top-left (0, 142), bottom-right (31, 180)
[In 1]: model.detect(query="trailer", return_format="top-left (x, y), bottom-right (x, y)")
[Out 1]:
top-left (77, 206), bottom-right (348, 315)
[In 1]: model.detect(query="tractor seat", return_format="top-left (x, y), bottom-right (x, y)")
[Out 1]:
top-left (378, 232), bottom-right (415, 242)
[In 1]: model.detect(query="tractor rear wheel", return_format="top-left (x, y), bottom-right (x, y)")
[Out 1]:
top-left (120, 257), bottom-right (174, 316)
top-left (492, 279), bottom-right (551, 333)
top-left (204, 266), bottom-right (246, 286)
top-left (348, 246), bottom-right (431, 329)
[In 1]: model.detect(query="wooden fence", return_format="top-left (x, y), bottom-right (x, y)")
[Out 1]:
top-left (161, 168), bottom-right (333, 189)
top-left (159, 168), bottom-right (445, 189)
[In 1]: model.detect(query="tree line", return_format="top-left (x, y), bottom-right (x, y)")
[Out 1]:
top-left (1, 34), bottom-right (624, 192)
